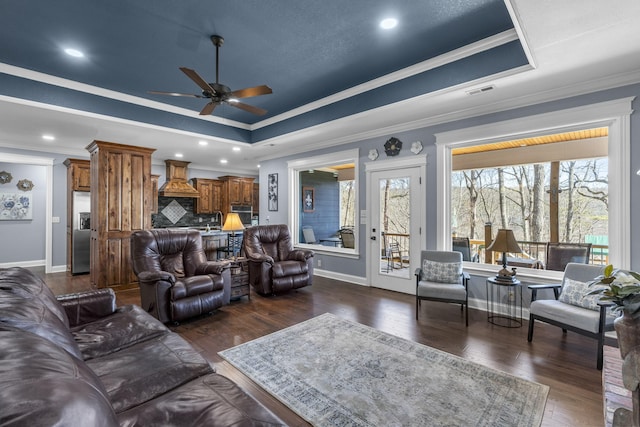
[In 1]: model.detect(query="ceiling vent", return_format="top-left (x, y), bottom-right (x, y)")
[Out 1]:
top-left (158, 159), bottom-right (200, 198)
top-left (466, 85), bottom-right (495, 96)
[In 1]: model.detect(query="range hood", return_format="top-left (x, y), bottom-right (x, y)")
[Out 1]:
top-left (158, 159), bottom-right (200, 198)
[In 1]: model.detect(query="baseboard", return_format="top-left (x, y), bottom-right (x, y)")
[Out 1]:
top-left (0, 261), bottom-right (67, 274)
top-left (314, 269), bottom-right (368, 287)
top-left (469, 296), bottom-right (530, 320)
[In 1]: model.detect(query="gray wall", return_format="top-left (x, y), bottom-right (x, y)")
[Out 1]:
top-left (259, 83), bottom-right (640, 298)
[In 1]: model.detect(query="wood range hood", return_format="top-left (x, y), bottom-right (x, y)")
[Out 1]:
top-left (158, 159), bottom-right (200, 198)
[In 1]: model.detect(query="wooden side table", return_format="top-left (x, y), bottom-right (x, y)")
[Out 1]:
top-left (229, 258), bottom-right (250, 300)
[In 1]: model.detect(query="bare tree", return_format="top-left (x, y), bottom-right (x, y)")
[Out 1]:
top-left (462, 170), bottom-right (481, 239)
top-left (530, 164), bottom-right (546, 241)
top-left (498, 168), bottom-right (507, 228)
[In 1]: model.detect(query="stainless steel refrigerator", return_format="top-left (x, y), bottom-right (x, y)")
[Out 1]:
top-left (72, 191), bottom-right (91, 274)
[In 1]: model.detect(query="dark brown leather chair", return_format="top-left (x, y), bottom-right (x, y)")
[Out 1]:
top-left (130, 229), bottom-right (231, 323)
top-left (242, 224), bottom-right (314, 294)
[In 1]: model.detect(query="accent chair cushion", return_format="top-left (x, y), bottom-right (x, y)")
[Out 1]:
top-left (421, 259), bottom-right (462, 284)
top-left (558, 278), bottom-right (606, 311)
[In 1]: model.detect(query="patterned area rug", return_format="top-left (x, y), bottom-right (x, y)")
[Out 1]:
top-left (219, 313), bottom-right (548, 427)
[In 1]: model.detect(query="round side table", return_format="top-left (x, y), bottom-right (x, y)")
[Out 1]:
top-left (485, 277), bottom-right (523, 328)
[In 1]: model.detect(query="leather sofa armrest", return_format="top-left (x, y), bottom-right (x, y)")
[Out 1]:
top-left (195, 261), bottom-right (230, 275)
top-left (248, 253), bottom-right (274, 264)
top-left (57, 288), bottom-right (117, 327)
top-left (288, 249), bottom-right (314, 262)
top-left (138, 270), bottom-right (175, 284)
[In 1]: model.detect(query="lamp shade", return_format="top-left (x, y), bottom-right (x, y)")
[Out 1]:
top-left (222, 212), bottom-right (245, 232)
top-left (486, 229), bottom-right (522, 254)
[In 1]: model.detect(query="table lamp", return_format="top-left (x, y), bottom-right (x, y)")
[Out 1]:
top-left (222, 212), bottom-right (245, 259)
top-left (486, 229), bottom-right (522, 282)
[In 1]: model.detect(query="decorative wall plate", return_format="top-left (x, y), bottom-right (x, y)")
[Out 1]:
top-left (368, 148), bottom-right (379, 161)
top-left (384, 137), bottom-right (402, 156)
top-left (17, 179), bottom-right (34, 191)
top-left (0, 171), bottom-right (12, 184)
top-left (410, 141), bottom-right (423, 154)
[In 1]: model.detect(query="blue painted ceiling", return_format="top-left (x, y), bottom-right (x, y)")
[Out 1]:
top-left (0, 0), bottom-right (528, 144)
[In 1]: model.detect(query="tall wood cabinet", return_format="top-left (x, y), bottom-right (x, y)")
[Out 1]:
top-left (86, 141), bottom-right (155, 290)
top-left (252, 183), bottom-right (259, 215)
top-left (192, 178), bottom-right (223, 214)
top-left (63, 158), bottom-right (90, 273)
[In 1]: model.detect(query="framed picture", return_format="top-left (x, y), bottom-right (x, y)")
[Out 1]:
top-left (268, 173), bottom-right (278, 211)
top-left (302, 187), bottom-right (314, 212)
top-left (0, 192), bottom-right (32, 220)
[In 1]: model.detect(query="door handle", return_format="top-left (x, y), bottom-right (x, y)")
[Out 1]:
top-left (370, 236), bottom-right (376, 241)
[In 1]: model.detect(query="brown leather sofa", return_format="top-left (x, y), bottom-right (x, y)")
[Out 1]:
top-left (130, 229), bottom-right (231, 323)
top-left (0, 267), bottom-right (285, 426)
top-left (242, 224), bottom-right (314, 294)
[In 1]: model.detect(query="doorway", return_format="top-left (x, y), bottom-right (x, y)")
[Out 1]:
top-left (366, 157), bottom-right (425, 294)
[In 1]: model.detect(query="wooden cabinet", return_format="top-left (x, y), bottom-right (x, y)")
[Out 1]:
top-left (151, 174), bottom-right (159, 214)
top-left (86, 140), bottom-right (155, 290)
top-left (252, 183), bottom-right (259, 215)
top-left (219, 176), bottom-right (255, 212)
top-left (64, 158), bottom-right (91, 191)
top-left (192, 178), bottom-right (223, 214)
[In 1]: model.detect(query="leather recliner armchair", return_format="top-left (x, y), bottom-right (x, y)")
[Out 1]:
top-left (130, 229), bottom-right (231, 323)
top-left (242, 224), bottom-right (314, 295)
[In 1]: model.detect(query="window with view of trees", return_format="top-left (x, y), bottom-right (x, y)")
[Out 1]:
top-left (452, 157), bottom-right (609, 264)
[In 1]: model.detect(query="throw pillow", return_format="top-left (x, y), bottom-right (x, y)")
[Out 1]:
top-left (421, 259), bottom-right (462, 284)
top-left (558, 278), bottom-right (606, 311)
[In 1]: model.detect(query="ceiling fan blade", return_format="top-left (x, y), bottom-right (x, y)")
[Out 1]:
top-left (180, 67), bottom-right (215, 93)
top-left (199, 102), bottom-right (217, 115)
top-left (229, 101), bottom-right (267, 116)
top-left (230, 85), bottom-right (273, 99)
top-left (148, 90), bottom-right (203, 98)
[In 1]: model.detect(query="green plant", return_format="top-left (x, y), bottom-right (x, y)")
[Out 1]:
top-left (588, 264), bottom-right (640, 318)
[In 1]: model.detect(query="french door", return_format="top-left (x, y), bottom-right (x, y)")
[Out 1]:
top-left (367, 165), bottom-right (423, 294)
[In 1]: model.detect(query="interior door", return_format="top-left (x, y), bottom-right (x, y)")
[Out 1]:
top-left (368, 167), bottom-right (422, 294)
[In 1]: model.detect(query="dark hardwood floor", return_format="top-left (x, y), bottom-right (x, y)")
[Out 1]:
top-left (37, 268), bottom-right (607, 427)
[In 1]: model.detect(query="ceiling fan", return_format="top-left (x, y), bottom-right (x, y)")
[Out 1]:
top-left (149, 35), bottom-right (272, 116)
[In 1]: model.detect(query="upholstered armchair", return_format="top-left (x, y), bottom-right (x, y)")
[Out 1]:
top-left (130, 229), bottom-right (231, 324)
top-left (528, 262), bottom-right (614, 370)
top-left (242, 224), bottom-right (314, 295)
top-left (415, 250), bottom-right (470, 325)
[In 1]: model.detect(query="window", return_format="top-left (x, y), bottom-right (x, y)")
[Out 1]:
top-left (288, 149), bottom-right (359, 253)
top-left (436, 98), bottom-right (633, 277)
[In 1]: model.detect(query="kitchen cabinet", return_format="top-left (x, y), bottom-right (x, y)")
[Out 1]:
top-left (86, 140), bottom-right (155, 290)
top-left (252, 183), bottom-right (259, 215)
top-left (64, 158), bottom-right (90, 191)
top-left (151, 174), bottom-right (159, 214)
top-left (192, 178), bottom-right (223, 214)
top-left (219, 176), bottom-right (254, 208)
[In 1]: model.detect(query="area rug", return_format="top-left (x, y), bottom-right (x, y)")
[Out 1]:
top-left (219, 313), bottom-right (548, 427)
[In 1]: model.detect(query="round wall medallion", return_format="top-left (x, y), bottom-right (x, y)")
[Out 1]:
top-left (368, 148), bottom-right (379, 161)
top-left (17, 179), bottom-right (34, 191)
top-left (384, 137), bottom-right (402, 156)
top-left (410, 141), bottom-right (423, 154)
top-left (0, 171), bottom-right (12, 184)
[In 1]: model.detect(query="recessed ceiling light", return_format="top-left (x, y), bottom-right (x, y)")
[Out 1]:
top-left (64, 48), bottom-right (84, 58)
top-left (232, 147), bottom-right (241, 152)
top-left (42, 134), bottom-right (55, 141)
top-left (220, 159), bottom-right (228, 164)
top-left (257, 164), bottom-right (261, 168)
top-left (380, 18), bottom-right (398, 30)
top-left (175, 153), bottom-right (183, 158)
top-left (198, 140), bottom-right (208, 146)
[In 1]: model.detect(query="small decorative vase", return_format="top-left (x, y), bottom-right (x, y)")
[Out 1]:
top-left (614, 309), bottom-right (640, 360)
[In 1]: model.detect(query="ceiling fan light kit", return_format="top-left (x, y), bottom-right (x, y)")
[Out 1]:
top-left (150, 35), bottom-right (272, 116)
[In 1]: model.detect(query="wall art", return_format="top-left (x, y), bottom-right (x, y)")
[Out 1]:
top-left (303, 186), bottom-right (315, 212)
top-left (268, 173), bottom-right (278, 211)
top-left (0, 192), bottom-right (32, 220)
top-left (0, 171), bottom-right (12, 184)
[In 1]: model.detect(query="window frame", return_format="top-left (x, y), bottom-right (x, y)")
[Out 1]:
top-left (435, 98), bottom-right (633, 280)
top-left (288, 148), bottom-right (360, 256)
